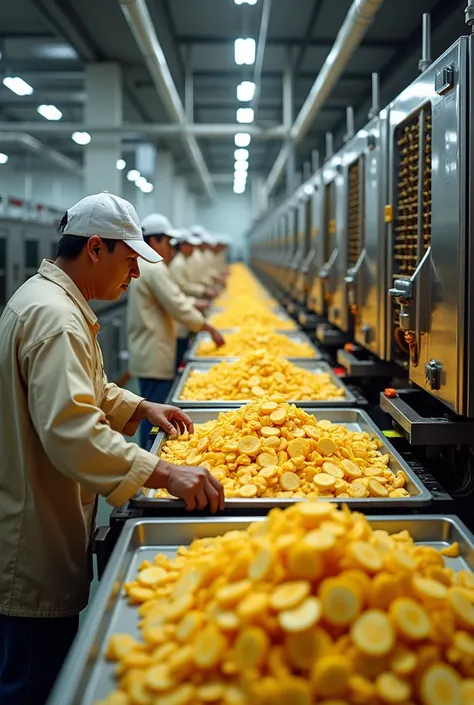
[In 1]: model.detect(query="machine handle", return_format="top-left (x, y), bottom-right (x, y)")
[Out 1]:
top-left (93, 525), bottom-right (112, 580)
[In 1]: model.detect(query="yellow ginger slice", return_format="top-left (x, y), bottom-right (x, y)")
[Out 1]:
top-left (320, 579), bottom-right (361, 626)
top-left (420, 663), bottom-right (462, 705)
top-left (375, 672), bottom-right (412, 703)
top-left (278, 597), bottom-right (322, 632)
top-left (389, 597), bottom-right (431, 640)
top-left (351, 609), bottom-right (395, 656)
top-left (311, 655), bottom-right (351, 698)
top-left (269, 581), bottom-right (311, 611)
top-left (193, 626), bottom-right (227, 668)
top-left (234, 626), bottom-right (269, 668)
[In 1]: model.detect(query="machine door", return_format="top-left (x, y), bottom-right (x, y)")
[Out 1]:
top-left (309, 162), bottom-right (337, 316)
top-left (345, 112), bottom-right (388, 356)
top-left (387, 37), bottom-right (469, 414)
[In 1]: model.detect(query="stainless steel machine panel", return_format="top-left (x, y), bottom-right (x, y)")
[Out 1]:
top-left (345, 112), bottom-right (389, 356)
top-left (309, 162), bottom-right (338, 316)
top-left (50, 513), bottom-right (472, 703)
top-left (387, 38), bottom-right (470, 414)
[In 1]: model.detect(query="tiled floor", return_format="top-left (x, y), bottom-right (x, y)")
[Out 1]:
top-left (80, 377), bottom-right (141, 624)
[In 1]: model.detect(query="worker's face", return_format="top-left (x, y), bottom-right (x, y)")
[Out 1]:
top-left (150, 235), bottom-right (175, 264)
top-left (181, 243), bottom-right (194, 258)
top-left (87, 237), bottom-right (140, 300)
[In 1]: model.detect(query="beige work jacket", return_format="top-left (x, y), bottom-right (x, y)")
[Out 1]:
top-left (0, 260), bottom-right (158, 617)
top-left (127, 260), bottom-right (204, 379)
top-left (169, 252), bottom-right (206, 339)
top-left (190, 249), bottom-right (220, 287)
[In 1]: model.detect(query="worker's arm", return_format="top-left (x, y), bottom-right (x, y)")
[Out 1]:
top-left (22, 327), bottom-right (222, 511)
top-left (149, 267), bottom-right (224, 345)
top-left (99, 377), bottom-right (145, 436)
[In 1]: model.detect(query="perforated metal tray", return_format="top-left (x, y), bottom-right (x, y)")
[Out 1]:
top-left (49, 514), bottom-right (474, 705)
top-left (187, 329), bottom-right (322, 362)
top-left (170, 360), bottom-right (356, 408)
top-left (133, 407), bottom-right (432, 509)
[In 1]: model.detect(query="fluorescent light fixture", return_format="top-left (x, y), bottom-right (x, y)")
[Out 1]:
top-left (234, 160), bottom-right (249, 172)
top-left (234, 132), bottom-right (251, 147)
top-left (37, 104), bottom-right (62, 121)
top-left (237, 80), bottom-right (255, 102)
top-left (234, 38), bottom-right (256, 66)
top-left (72, 131), bottom-right (91, 145)
top-left (141, 182), bottom-right (154, 193)
top-left (235, 0), bottom-right (258, 4)
top-left (234, 148), bottom-right (249, 161)
top-left (234, 174), bottom-right (247, 187)
top-left (116, 158), bottom-right (126, 170)
top-left (303, 183), bottom-right (314, 196)
top-left (233, 182), bottom-right (246, 194)
top-left (127, 169), bottom-right (140, 182)
top-left (136, 176), bottom-right (147, 188)
top-left (236, 107), bottom-right (254, 124)
top-left (0, 153), bottom-right (8, 164)
top-left (3, 76), bottom-right (33, 96)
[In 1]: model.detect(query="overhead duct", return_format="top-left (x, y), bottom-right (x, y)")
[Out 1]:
top-left (0, 133), bottom-right (82, 175)
top-left (265, 0), bottom-right (385, 197)
top-left (118, 0), bottom-right (215, 200)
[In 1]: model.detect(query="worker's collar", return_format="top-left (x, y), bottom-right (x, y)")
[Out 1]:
top-left (38, 260), bottom-right (99, 331)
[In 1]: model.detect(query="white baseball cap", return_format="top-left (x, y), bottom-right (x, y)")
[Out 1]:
top-left (141, 213), bottom-right (174, 237)
top-left (170, 229), bottom-right (200, 247)
top-left (62, 191), bottom-right (162, 263)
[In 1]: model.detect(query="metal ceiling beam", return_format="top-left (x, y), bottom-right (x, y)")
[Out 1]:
top-left (0, 132), bottom-right (82, 174)
top-left (28, 0), bottom-right (100, 61)
top-left (0, 121), bottom-right (288, 138)
top-left (118, 0), bottom-right (215, 200)
top-left (176, 35), bottom-right (402, 50)
top-left (264, 0), bottom-right (386, 197)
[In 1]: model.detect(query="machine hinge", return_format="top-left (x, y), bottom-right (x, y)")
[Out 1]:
top-left (425, 359), bottom-right (442, 390)
top-left (435, 64), bottom-right (454, 95)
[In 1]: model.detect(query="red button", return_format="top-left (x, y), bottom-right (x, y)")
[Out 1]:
top-left (384, 388), bottom-right (397, 398)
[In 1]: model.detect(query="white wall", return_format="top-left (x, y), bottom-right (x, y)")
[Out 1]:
top-left (196, 186), bottom-right (251, 260)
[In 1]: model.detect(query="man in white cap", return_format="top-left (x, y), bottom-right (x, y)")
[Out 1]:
top-left (190, 225), bottom-right (226, 289)
top-left (169, 229), bottom-right (217, 366)
top-left (127, 213), bottom-right (224, 448)
top-left (0, 192), bottom-right (224, 705)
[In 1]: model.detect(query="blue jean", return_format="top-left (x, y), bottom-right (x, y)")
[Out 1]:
top-left (138, 377), bottom-right (174, 449)
top-left (176, 336), bottom-right (190, 370)
top-left (0, 613), bottom-right (79, 705)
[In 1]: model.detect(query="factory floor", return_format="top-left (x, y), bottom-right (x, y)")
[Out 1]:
top-left (80, 377), bottom-right (141, 625)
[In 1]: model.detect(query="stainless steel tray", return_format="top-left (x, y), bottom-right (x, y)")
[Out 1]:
top-left (188, 330), bottom-right (322, 362)
top-left (133, 408), bottom-right (432, 509)
top-left (49, 514), bottom-right (474, 705)
top-left (170, 360), bottom-right (356, 408)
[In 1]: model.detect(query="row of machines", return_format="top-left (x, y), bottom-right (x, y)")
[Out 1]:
top-left (250, 14), bottom-right (474, 454)
top-left (0, 205), bottom-right (128, 383)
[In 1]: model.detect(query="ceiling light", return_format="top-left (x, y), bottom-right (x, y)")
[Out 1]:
top-left (234, 160), bottom-right (249, 171)
top-left (237, 80), bottom-right (256, 102)
top-left (235, 132), bottom-right (251, 147)
top-left (3, 76), bottom-right (33, 96)
top-left (72, 131), bottom-right (91, 145)
top-left (233, 182), bottom-right (246, 194)
top-left (136, 176), bottom-right (147, 188)
top-left (303, 183), bottom-right (315, 196)
top-left (127, 169), bottom-right (140, 182)
top-left (116, 158), bottom-right (126, 170)
top-left (234, 0), bottom-right (258, 4)
top-left (234, 148), bottom-right (249, 161)
top-left (37, 104), bottom-right (62, 121)
top-left (141, 182), bottom-right (154, 193)
top-left (234, 38), bottom-right (256, 66)
top-left (236, 107), bottom-right (254, 123)
top-left (234, 173), bottom-right (247, 186)
top-left (0, 153), bottom-right (8, 164)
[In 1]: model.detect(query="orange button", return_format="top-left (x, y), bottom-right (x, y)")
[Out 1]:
top-left (344, 343), bottom-right (354, 352)
top-left (384, 388), bottom-right (397, 398)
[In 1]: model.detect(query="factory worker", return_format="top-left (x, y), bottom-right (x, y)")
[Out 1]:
top-left (169, 229), bottom-right (217, 367)
top-left (127, 213), bottom-right (225, 448)
top-left (0, 192), bottom-right (224, 705)
top-left (189, 225), bottom-right (225, 288)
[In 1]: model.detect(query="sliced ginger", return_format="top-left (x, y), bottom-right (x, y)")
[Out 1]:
top-left (100, 501), bottom-right (472, 705)
top-left (153, 400), bottom-right (408, 501)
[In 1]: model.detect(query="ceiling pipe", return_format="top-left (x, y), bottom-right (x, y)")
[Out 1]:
top-left (118, 0), bottom-right (215, 200)
top-left (0, 122), bottom-right (287, 139)
top-left (0, 133), bottom-right (82, 175)
top-left (250, 0), bottom-right (273, 115)
top-left (264, 0), bottom-right (385, 197)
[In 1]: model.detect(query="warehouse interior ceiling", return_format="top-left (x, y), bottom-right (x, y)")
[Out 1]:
top-left (0, 0), bottom-right (468, 197)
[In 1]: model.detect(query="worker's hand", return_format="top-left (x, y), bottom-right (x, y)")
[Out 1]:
top-left (204, 286), bottom-right (218, 298)
top-left (194, 298), bottom-right (210, 312)
top-left (202, 324), bottom-right (225, 348)
top-left (139, 401), bottom-right (194, 436)
top-left (146, 459), bottom-right (225, 513)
